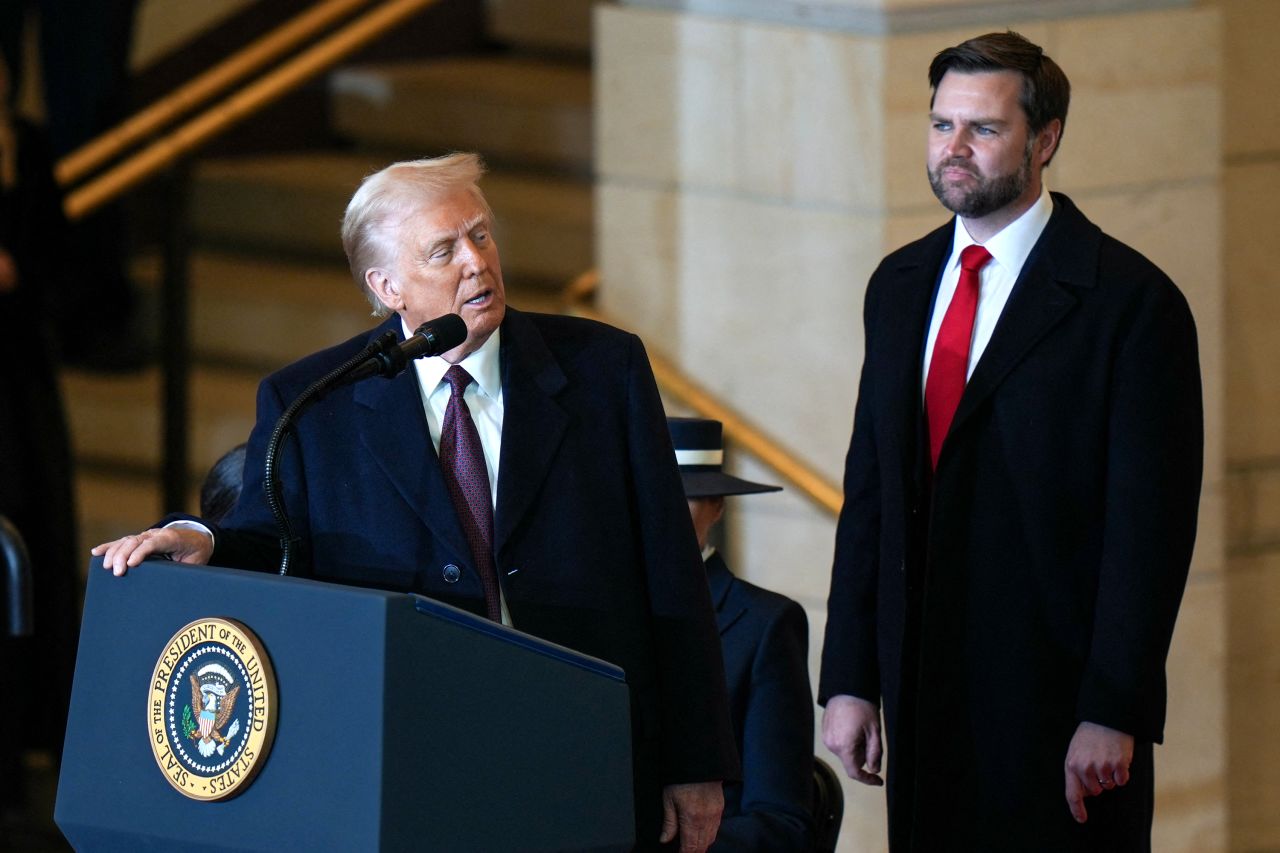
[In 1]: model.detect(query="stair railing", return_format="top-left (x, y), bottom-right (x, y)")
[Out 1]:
top-left (60, 0), bottom-right (442, 221)
top-left (563, 269), bottom-right (843, 518)
top-left (55, 0), bottom-right (376, 192)
top-left (54, 0), bottom-right (443, 511)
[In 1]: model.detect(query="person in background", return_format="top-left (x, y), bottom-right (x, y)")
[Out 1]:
top-left (0, 0), bottom-right (146, 369)
top-left (0, 51), bottom-right (80, 838)
top-left (199, 443), bottom-right (246, 524)
top-left (669, 417), bottom-right (816, 852)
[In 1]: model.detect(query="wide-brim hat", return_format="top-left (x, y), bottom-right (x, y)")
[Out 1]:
top-left (668, 417), bottom-right (782, 498)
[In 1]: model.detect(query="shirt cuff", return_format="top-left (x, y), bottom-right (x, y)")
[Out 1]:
top-left (164, 518), bottom-right (215, 550)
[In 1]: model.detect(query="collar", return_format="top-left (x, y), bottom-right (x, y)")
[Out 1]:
top-left (703, 549), bottom-right (734, 611)
top-left (949, 187), bottom-right (1053, 280)
top-left (407, 319), bottom-right (503, 400)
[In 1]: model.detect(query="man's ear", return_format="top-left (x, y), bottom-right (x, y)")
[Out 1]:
top-left (1036, 118), bottom-right (1063, 168)
top-left (710, 495), bottom-right (726, 527)
top-left (365, 268), bottom-right (401, 312)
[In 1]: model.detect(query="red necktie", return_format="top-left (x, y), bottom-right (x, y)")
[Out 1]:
top-left (439, 365), bottom-right (502, 621)
top-left (925, 244), bottom-right (992, 470)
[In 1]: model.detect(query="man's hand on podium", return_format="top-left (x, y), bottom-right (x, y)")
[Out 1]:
top-left (660, 780), bottom-right (724, 853)
top-left (92, 528), bottom-right (214, 576)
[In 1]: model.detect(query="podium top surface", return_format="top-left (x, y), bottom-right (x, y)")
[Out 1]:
top-left (86, 558), bottom-right (625, 681)
top-left (409, 593), bottom-right (625, 680)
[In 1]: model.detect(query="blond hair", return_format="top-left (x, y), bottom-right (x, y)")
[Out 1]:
top-left (341, 152), bottom-right (493, 316)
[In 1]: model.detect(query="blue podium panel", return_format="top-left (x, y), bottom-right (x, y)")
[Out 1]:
top-left (56, 559), bottom-right (634, 852)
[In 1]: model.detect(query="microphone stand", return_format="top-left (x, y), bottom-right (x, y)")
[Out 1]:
top-left (264, 331), bottom-right (398, 576)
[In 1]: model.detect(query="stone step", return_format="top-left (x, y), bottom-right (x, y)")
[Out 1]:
top-left (331, 55), bottom-right (592, 175)
top-left (62, 361), bottom-right (254, 554)
top-left (189, 153), bottom-right (383, 260)
top-left (185, 250), bottom-right (375, 371)
top-left (75, 469), bottom-right (170, 564)
top-left (485, 0), bottom-right (595, 55)
top-left (190, 153), bottom-right (594, 287)
top-left (62, 365), bottom-right (259, 480)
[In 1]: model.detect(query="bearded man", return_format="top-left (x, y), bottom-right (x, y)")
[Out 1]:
top-left (817, 31), bottom-right (1203, 852)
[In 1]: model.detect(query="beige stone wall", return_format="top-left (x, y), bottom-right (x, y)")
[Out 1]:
top-left (1221, 0), bottom-right (1280, 849)
top-left (597, 1), bottom-right (1239, 850)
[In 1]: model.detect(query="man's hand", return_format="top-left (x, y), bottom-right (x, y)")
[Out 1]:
top-left (822, 694), bottom-right (884, 786)
top-left (659, 781), bottom-right (723, 852)
top-left (91, 528), bottom-right (214, 576)
top-left (1064, 721), bottom-right (1134, 823)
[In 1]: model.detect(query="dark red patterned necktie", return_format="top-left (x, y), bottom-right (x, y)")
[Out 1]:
top-left (925, 244), bottom-right (992, 471)
top-left (439, 365), bottom-right (502, 621)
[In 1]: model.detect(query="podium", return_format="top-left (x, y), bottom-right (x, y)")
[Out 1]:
top-left (55, 559), bottom-right (635, 851)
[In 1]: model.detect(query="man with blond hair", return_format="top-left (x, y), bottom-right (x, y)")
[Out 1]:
top-left (96, 152), bottom-right (738, 852)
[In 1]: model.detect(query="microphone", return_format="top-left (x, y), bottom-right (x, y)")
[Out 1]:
top-left (344, 313), bottom-right (468, 383)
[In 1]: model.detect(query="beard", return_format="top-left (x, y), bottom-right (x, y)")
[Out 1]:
top-left (928, 138), bottom-right (1034, 219)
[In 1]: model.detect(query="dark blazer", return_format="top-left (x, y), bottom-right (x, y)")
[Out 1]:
top-left (707, 552), bottom-right (815, 852)
top-left (211, 307), bottom-right (740, 841)
top-left (818, 194), bottom-right (1203, 851)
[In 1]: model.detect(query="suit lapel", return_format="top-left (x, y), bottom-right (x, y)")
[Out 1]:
top-left (881, 224), bottom-right (952, 491)
top-left (353, 322), bottom-right (470, 559)
top-left (948, 195), bottom-right (1099, 441)
top-left (493, 309), bottom-right (570, 557)
top-left (706, 552), bottom-right (744, 635)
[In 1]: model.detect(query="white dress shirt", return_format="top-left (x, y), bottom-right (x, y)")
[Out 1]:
top-left (921, 189), bottom-right (1054, 396)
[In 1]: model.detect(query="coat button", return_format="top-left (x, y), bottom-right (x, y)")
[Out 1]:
top-left (442, 564), bottom-right (461, 583)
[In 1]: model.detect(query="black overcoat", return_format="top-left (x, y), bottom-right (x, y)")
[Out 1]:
top-left (818, 193), bottom-right (1203, 851)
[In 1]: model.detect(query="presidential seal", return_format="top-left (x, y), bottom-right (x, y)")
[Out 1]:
top-left (148, 618), bottom-right (277, 801)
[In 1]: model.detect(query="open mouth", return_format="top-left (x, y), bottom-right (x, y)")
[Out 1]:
top-left (464, 290), bottom-right (492, 307)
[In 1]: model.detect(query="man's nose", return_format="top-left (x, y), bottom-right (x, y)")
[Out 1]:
top-left (458, 238), bottom-right (487, 275)
top-left (944, 129), bottom-right (973, 159)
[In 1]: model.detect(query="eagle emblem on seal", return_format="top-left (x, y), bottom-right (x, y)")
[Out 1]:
top-left (183, 663), bottom-right (242, 758)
